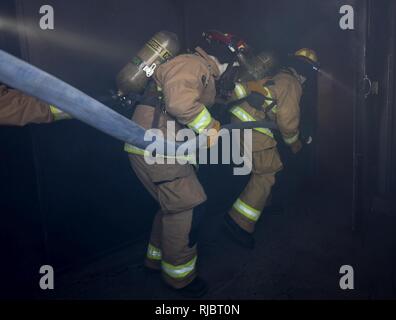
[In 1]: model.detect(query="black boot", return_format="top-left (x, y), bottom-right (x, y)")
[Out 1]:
top-left (177, 277), bottom-right (208, 298)
top-left (143, 265), bottom-right (161, 275)
top-left (224, 214), bottom-right (255, 249)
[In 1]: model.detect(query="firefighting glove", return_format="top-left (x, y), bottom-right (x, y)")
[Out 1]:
top-left (206, 120), bottom-right (221, 148)
top-left (246, 91), bottom-right (267, 110)
top-left (216, 66), bottom-right (239, 99)
top-left (289, 139), bottom-right (303, 154)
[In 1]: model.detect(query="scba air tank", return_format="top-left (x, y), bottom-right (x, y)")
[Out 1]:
top-left (116, 31), bottom-right (180, 95)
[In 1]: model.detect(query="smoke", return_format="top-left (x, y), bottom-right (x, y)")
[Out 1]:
top-left (0, 16), bottom-right (130, 62)
top-left (318, 68), bottom-right (353, 95)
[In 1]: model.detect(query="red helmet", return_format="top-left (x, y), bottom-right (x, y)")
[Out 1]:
top-left (199, 30), bottom-right (250, 64)
top-left (202, 30), bottom-right (249, 54)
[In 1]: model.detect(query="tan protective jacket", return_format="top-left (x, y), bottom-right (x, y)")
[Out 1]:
top-left (230, 69), bottom-right (303, 146)
top-left (269, 70), bottom-right (303, 144)
top-left (0, 85), bottom-right (54, 126)
top-left (130, 47), bottom-right (220, 141)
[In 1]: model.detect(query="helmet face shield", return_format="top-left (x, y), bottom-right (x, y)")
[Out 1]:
top-left (237, 51), bottom-right (279, 81)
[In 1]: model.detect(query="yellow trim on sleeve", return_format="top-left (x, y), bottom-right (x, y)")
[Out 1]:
top-left (49, 105), bottom-right (71, 121)
top-left (187, 106), bottom-right (212, 134)
top-left (283, 132), bottom-right (300, 145)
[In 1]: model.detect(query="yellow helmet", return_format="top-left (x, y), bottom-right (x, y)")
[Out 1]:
top-left (295, 48), bottom-right (319, 65)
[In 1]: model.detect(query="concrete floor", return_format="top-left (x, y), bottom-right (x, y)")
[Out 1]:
top-left (44, 180), bottom-right (395, 300)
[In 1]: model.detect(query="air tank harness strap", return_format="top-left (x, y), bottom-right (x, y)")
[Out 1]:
top-left (140, 80), bottom-right (165, 129)
top-left (260, 80), bottom-right (278, 115)
top-left (226, 90), bottom-right (277, 114)
top-left (226, 94), bottom-right (277, 113)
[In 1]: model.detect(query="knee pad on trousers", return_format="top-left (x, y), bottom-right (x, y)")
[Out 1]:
top-left (189, 202), bottom-right (207, 248)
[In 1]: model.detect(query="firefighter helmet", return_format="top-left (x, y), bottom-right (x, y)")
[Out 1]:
top-left (238, 50), bottom-right (279, 81)
top-left (294, 48), bottom-right (320, 71)
top-left (199, 30), bottom-right (250, 64)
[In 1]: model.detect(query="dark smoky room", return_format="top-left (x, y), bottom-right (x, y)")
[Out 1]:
top-left (0, 0), bottom-right (395, 302)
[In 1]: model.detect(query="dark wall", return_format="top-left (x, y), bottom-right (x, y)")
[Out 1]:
top-left (1, 0), bottom-right (184, 279)
top-left (368, 0), bottom-right (396, 203)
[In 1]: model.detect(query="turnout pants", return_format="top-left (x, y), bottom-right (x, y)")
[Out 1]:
top-left (229, 130), bottom-right (283, 234)
top-left (129, 154), bottom-right (207, 289)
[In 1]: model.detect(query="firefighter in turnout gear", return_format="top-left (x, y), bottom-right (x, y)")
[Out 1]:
top-left (224, 48), bottom-right (319, 249)
top-left (0, 84), bottom-right (70, 126)
top-left (125, 31), bottom-right (248, 297)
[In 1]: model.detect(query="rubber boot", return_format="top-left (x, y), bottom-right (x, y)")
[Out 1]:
top-left (177, 277), bottom-right (208, 298)
top-left (144, 257), bottom-right (162, 274)
top-left (144, 265), bottom-right (161, 275)
top-left (224, 214), bottom-right (255, 249)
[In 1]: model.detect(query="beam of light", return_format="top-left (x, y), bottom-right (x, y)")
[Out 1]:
top-left (0, 16), bottom-right (5, 29)
top-left (318, 68), bottom-right (353, 95)
top-left (0, 16), bottom-right (132, 62)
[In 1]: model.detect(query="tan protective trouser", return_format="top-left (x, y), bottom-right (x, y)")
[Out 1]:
top-left (229, 131), bottom-right (283, 234)
top-left (129, 154), bottom-right (207, 289)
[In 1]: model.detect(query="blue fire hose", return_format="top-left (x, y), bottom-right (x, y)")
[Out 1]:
top-left (0, 50), bottom-right (178, 151)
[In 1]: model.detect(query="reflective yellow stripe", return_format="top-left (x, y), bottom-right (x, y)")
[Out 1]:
top-left (124, 143), bottom-right (196, 163)
top-left (49, 105), bottom-right (70, 121)
top-left (187, 106), bottom-right (212, 134)
top-left (234, 83), bottom-right (248, 99)
top-left (124, 144), bottom-right (151, 156)
top-left (233, 198), bottom-right (261, 222)
top-left (146, 38), bottom-right (173, 61)
top-left (147, 244), bottom-right (162, 261)
top-left (283, 133), bottom-right (299, 145)
top-left (262, 87), bottom-right (273, 99)
top-left (262, 87), bottom-right (278, 113)
top-left (162, 257), bottom-right (197, 279)
top-left (300, 50), bottom-right (308, 57)
top-left (230, 106), bottom-right (274, 138)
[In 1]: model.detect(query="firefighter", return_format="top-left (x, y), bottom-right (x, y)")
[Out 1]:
top-left (124, 31), bottom-right (248, 297)
top-left (0, 83), bottom-right (70, 126)
top-left (224, 48), bottom-right (320, 249)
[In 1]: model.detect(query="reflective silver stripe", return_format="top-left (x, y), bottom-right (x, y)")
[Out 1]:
top-left (162, 257), bottom-right (197, 279)
top-left (230, 106), bottom-right (274, 138)
top-left (147, 244), bottom-right (162, 261)
top-left (233, 198), bottom-right (261, 222)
